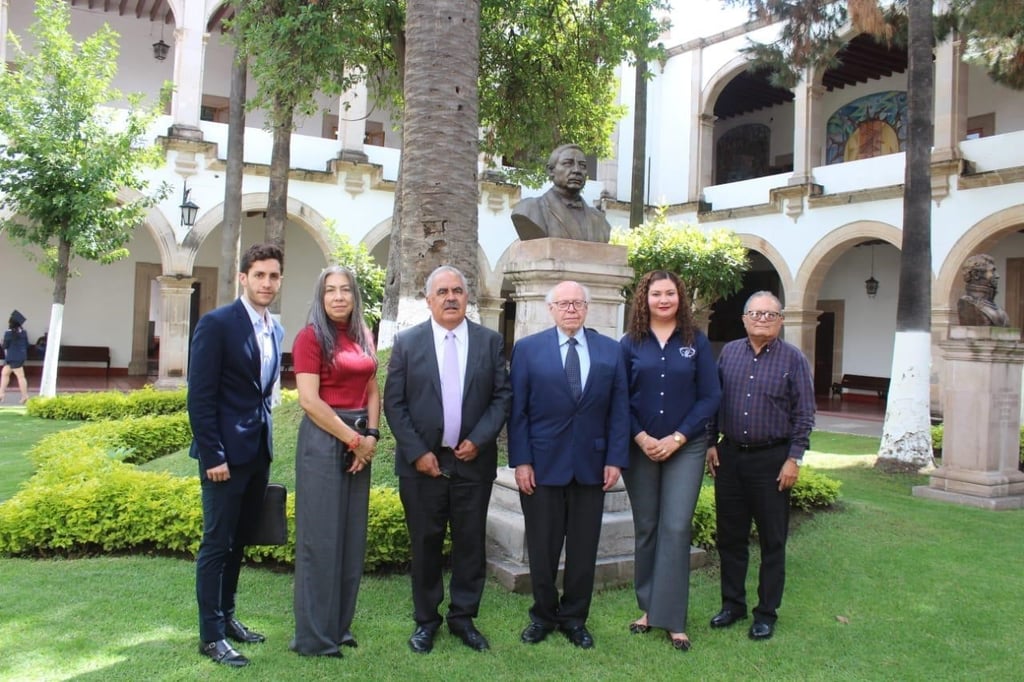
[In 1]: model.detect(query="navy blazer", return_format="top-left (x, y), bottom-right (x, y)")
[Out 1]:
top-left (383, 319), bottom-right (511, 482)
top-left (187, 298), bottom-right (285, 470)
top-left (507, 327), bottom-right (630, 486)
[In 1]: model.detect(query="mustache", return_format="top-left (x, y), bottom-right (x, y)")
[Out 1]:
top-left (443, 302), bottom-right (460, 310)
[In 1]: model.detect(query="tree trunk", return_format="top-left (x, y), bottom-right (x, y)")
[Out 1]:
top-left (379, 0), bottom-right (481, 348)
top-left (219, 45), bottom-right (247, 306)
top-left (630, 57), bottom-right (648, 229)
top-left (265, 98), bottom-right (293, 315)
top-left (39, 236), bottom-right (72, 397)
top-left (876, 0), bottom-right (935, 472)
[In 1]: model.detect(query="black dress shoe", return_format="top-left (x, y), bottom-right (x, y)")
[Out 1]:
top-left (450, 624), bottom-right (490, 651)
top-left (340, 632), bottom-right (358, 648)
top-left (749, 621), bottom-right (774, 640)
top-left (709, 609), bottom-right (748, 629)
top-left (408, 625), bottom-right (436, 654)
top-left (199, 639), bottom-right (249, 667)
top-left (225, 618), bottom-right (266, 644)
top-left (561, 624), bottom-right (595, 649)
top-left (520, 621), bottom-right (554, 644)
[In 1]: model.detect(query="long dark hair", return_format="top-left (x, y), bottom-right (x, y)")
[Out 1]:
top-left (626, 270), bottom-right (695, 345)
top-left (307, 265), bottom-right (375, 365)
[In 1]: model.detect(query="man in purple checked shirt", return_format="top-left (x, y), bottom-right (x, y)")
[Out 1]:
top-left (705, 291), bottom-right (815, 642)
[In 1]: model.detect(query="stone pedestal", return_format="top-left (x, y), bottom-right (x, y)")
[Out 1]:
top-left (503, 238), bottom-right (633, 341)
top-left (913, 326), bottom-right (1024, 510)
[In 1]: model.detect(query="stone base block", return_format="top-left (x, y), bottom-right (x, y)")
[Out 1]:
top-left (913, 485), bottom-right (1024, 510)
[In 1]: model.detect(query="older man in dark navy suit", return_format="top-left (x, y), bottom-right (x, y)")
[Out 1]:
top-left (188, 242), bottom-right (285, 668)
top-left (508, 280), bottom-right (629, 650)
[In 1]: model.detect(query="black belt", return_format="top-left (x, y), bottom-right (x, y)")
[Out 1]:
top-left (729, 438), bottom-right (789, 452)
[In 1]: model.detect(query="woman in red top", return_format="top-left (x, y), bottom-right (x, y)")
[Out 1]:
top-left (290, 265), bottom-right (379, 658)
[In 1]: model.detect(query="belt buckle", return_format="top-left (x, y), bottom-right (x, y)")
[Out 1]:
top-left (354, 416), bottom-right (368, 431)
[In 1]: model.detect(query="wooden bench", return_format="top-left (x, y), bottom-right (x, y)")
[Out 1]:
top-left (831, 374), bottom-right (890, 399)
top-left (4, 344), bottom-right (113, 379)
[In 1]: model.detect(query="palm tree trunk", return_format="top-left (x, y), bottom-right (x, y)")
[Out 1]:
top-left (877, 0), bottom-right (935, 472)
top-left (380, 0), bottom-right (481, 347)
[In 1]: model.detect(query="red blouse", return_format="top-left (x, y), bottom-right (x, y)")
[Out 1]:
top-left (291, 323), bottom-right (376, 409)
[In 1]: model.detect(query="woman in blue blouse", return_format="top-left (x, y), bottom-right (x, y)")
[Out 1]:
top-left (620, 270), bottom-right (721, 651)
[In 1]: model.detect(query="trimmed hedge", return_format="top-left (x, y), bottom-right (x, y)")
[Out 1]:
top-left (26, 386), bottom-right (187, 421)
top-left (28, 413), bottom-right (193, 467)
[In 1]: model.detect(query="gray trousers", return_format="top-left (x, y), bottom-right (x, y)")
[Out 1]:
top-left (622, 437), bottom-right (706, 633)
top-left (290, 411), bottom-right (370, 656)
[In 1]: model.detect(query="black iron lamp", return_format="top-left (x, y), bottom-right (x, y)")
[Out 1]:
top-left (180, 183), bottom-right (199, 227)
top-left (865, 244), bottom-right (879, 298)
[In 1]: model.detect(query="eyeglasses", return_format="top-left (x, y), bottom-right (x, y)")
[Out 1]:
top-left (552, 300), bottom-right (588, 311)
top-left (744, 310), bottom-right (783, 321)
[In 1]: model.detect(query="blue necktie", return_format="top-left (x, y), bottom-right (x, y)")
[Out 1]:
top-left (565, 337), bottom-right (582, 401)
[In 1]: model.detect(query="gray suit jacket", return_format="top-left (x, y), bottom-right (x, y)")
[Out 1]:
top-left (383, 319), bottom-right (511, 482)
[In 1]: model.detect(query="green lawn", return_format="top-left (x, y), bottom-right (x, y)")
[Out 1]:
top-left (3, 412), bottom-right (1023, 680)
top-left (0, 408), bottom-right (78, 501)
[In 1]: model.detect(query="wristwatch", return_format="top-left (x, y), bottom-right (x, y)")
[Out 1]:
top-left (365, 428), bottom-right (381, 440)
top-left (673, 433), bottom-right (683, 444)
top-left (789, 457), bottom-right (802, 467)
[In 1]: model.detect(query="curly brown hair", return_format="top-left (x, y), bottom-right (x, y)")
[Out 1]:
top-left (626, 270), bottom-right (695, 345)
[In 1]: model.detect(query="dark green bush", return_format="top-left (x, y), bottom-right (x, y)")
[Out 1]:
top-left (789, 468), bottom-right (842, 511)
top-left (27, 386), bottom-right (187, 421)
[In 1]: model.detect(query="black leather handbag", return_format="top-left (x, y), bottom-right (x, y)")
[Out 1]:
top-left (248, 483), bottom-right (288, 545)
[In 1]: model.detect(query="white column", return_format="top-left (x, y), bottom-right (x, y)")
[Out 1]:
top-left (697, 113), bottom-right (716, 197)
top-left (687, 46), bottom-right (704, 202)
top-left (155, 276), bottom-right (196, 389)
top-left (337, 79), bottom-right (369, 162)
top-left (932, 35), bottom-right (967, 163)
top-left (789, 77), bottom-right (825, 186)
top-left (167, 7), bottom-right (208, 141)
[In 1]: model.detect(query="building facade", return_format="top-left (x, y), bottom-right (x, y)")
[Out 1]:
top-left (2, 1), bottom-right (1022, 414)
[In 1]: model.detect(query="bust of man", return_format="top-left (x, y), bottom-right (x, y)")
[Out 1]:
top-left (957, 254), bottom-right (1011, 326)
top-left (511, 144), bottom-right (611, 243)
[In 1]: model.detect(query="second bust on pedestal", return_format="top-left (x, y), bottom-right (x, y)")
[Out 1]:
top-left (957, 253), bottom-right (1010, 327)
top-left (511, 144), bottom-right (611, 243)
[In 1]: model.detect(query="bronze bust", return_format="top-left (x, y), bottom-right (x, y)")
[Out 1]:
top-left (957, 254), bottom-right (1010, 326)
top-left (511, 144), bottom-right (611, 243)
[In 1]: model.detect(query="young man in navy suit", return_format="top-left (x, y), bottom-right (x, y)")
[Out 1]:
top-left (188, 242), bottom-right (285, 667)
top-left (508, 280), bottom-right (629, 649)
top-left (384, 266), bottom-right (511, 654)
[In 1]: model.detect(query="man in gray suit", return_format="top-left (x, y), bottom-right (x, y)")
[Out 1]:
top-left (511, 144), bottom-right (612, 243)
top-left (384, 265), bottom-right (512, 654)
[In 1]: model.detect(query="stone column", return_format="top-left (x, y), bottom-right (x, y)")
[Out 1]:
top-left (337, 79), bottom-right (368, 163)
top-left (781, 307), bottom-right (820, 375)
top-left (914, 326), bottom-right (1024, 509)
top-left (155, 276), bottom-right (196, 389)
top-left (697, 113), bottom-right (717, 195)
top-left (503, 238), bottom-right (633, 342)
top-left (168, 20), bottom-right (208, 141)
top-left (932, 35), bottom-right (967, 164)
top-left (476, 295), bottom-right (505, 334)
top-left (789, 78), bottom-right (825, 186)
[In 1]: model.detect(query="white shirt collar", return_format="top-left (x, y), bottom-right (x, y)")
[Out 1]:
top-left (431, 318), bottom-right (468, 344)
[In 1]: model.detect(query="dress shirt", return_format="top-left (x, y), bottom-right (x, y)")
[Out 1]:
top-left (620, 328), bottom-right (720, 442)
top-left (239, 295), bottom-right (277, 389)
top-left (431, 318), bottom-right (469, 387)
top-left (708, 336), bottom-right (815, 462)
top-left (556, 327), bottom-right (590, 390)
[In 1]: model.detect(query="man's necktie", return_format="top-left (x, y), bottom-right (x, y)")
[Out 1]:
top-left (441, 331), bottom-right (462, 447)
top-left (565, 337), bottom-right (582, 401)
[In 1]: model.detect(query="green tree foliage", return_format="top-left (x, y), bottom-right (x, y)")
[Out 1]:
top-left (610, 207), bottom-right (749, 315)
top-left (327, 228), bottom-right (386, 326)
top-left (0, 0), bottom-right (168, 297)
top-left (940, 0), bottom-right (1024, 90)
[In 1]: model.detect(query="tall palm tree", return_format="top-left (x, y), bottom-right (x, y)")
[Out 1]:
top-left (380, 0), bottom-right (481, 346)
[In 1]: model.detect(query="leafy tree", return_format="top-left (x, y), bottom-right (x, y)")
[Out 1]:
top-left (610, 207), bottom-right (749, 317)
top-left (327, 229), bottom-right (386, 327)
top-left (940, 0), bottom-right (1024, 89)
top-left (0, 0), bottom-right (168, 397)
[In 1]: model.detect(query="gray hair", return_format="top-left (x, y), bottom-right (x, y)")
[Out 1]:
top-left (546, 144), bottom-right (587, 173)
top-left (743, 290), bottom-right (782, 314)
top-left (308, 265), bottom-right (375, 364)
top-left (545, 281), bottom-right (591, 304)
top-left (424, 265), bottom-right (469, 296)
